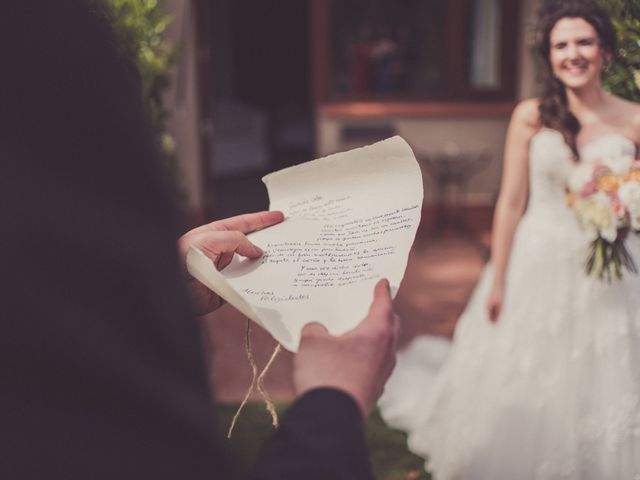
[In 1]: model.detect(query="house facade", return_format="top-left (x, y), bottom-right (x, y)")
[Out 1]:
top-left (163, 0), bottom-right (541, 224)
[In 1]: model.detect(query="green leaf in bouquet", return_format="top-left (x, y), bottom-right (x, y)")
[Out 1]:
top-left (585, 239), bottom-right (597, 275)
top-left (619, 240), bottom-right (639, 275)
top-left (590, 238), bottom-right (605, 280)
top-left (602, 240), bottom-right (613, 282)
top-left (609, 242), bottom-right (617, 281)
top-left (586, 234), bottom-right (639, 282)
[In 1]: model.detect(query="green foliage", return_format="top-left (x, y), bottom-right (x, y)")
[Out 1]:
top-left (105, 0), bottom-right (177, 133)
top-left (366, 410), bottom-right (431, 480)
top-left (103, 0), bottom-right (184, 199)
top-left (598, 0), bottom-right (640, 102)
top-left (216, 403), bottom-right (430, 480)
top-left (536, 0), bottom-right (640, 102)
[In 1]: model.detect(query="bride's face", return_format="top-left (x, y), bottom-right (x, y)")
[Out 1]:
top-left (549, 17), bottom-right (607, 90)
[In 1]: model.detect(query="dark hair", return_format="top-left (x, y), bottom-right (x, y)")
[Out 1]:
top-left (0, 0), bottom-right (174, 216)
top-left (535, 0), bottom-right (617, 159)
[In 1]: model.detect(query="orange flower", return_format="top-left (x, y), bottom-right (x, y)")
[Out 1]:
top-left (566, 192), bottom-right (576, 207)
top-left (596, 174), bottom-right (620, 192)
top-left (624, 171), bottom-right (640, 182)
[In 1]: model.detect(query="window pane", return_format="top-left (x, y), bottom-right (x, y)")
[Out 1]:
top-left (329, 0), bottom-right (446, 97)
top-left (469, 0), bottom-right (502, 89)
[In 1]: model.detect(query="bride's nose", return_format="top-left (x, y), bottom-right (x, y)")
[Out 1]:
top-left (566, 43), bottom-right (581, 60)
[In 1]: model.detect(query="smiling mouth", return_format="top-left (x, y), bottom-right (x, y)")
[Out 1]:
top-left (563, 64), bottom-right (588, 76)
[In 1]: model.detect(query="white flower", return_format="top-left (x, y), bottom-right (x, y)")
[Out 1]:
top-left (568, 163), bottom-right (594, 194)
top-left (575, 191), bottom-right (619, 241)
top-left (619, 181), bottom-right (640, 230)
top-left (601, 155), bottom-right (634, 176)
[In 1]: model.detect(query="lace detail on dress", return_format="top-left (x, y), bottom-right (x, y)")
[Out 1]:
top-left (378, 129), bottom-right (640, 480)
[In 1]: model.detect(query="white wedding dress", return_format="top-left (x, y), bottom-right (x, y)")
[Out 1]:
top-left (379, 128), bottom-right (640, 480)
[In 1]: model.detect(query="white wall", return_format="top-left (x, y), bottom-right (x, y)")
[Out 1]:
top-left (317, 116), bottom-right (509, 204)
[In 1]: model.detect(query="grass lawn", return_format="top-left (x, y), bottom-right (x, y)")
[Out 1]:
top-left (217, 402), bottom-right (431, 480)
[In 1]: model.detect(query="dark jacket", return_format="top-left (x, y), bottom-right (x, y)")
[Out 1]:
top-left (0, 1), bottom-right (373, 478)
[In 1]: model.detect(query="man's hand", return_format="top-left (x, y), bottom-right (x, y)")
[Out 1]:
top-left (178, 211), bottom-right (285, 315)
top-left (293, 279), bottom-right (399, 416)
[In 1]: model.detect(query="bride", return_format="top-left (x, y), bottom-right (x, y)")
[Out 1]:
top-left (379, 1), bottom-right (640, 479)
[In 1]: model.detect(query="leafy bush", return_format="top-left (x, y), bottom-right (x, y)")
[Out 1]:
top-left (103, 0), bottom-right (184, 197)
top-left (598, 0), bottom-right (640, 102)
top-left (536, 0), bottom-right (640, 102)
top-left (105, 0), bottom-right (177, 133)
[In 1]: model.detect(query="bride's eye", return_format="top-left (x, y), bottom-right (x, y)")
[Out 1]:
top-left (553, 41), bottom-right (568, 50)
top-left (578, 38), bottom-right (596, 46)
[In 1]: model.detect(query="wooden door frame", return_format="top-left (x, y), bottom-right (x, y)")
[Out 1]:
top-left (193, 0), bottom-right (215, 221)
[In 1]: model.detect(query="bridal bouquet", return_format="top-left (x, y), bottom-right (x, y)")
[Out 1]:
top-left (567, 154), bottom-right (640, 281)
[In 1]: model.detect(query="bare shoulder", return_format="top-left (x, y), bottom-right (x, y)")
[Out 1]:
top-left (509, 98), bottom-right (541, 144)
top-left (511, 98), bottom-right (541, 130)
top-left (512, 98), bottom-right (541, 123)
top-left (626, 101), bottom-right (640, 142)
top-left (610, 95), bottom-right (640, 142)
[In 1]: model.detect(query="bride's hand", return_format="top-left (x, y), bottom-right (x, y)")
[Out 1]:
top-left (178, 211), bottom-right (285, 315)
top-left (486, 285), bottom-right (504, 323)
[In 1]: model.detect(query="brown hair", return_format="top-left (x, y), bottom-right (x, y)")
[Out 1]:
top-left (535, 0), bottom-right (617, 159)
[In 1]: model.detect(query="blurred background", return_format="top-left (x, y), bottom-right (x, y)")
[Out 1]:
top-left (156, 0), bottom-right (536, 392)
top-left (156, 0), bottom-right (539, 398)
top-left (163, 0), bottom-right (537, 224)
top-left (107, 0), bottom-right (639, 477)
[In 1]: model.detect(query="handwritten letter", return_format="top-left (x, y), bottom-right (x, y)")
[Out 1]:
top-left (187, 136), bottom-right (423, 351)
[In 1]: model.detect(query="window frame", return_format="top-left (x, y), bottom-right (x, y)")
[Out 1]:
top-left (311, 0), bottom-right (521, 116)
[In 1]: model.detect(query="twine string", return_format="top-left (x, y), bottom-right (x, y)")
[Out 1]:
top-left (227, 319), bottom-right (258, 438)
top-left (257, 343), bottom-right (282, 428)
top-left (227, 319), bottom-right (281, 438)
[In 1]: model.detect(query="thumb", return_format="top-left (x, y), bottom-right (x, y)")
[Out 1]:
top-left (373, 278), bottom-right (391, 301)
top-left (369, 278), bottom-right (393, 315)
top-left (301, 321), bottom-right (329, 337)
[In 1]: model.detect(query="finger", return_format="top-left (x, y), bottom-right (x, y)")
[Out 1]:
top-left (210, 211), bottom-right (285, 234)
top-left (373, 278), bottom-right (391, 301)
top-left (191, 230), bottom-right (264, 262)
top-left (344, 281), bottom-right (394, 338)
top-left (215, 251), bottom-right (234, 270)
top-left (300, 322), bottom-right (329, 337)
top-left (180, 211), bottom-right (284, 243)
top-left (368, 278), bottom-right (394, 322)
top-left (488, 304), bottom-right (499, 323)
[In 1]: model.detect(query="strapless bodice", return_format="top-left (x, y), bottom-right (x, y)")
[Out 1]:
top-left (379, 129), bottom-right (640, 480)
top-left (526, 128), bottom-right (637, 219)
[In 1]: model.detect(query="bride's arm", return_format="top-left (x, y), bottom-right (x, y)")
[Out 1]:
top-left (487, 99), bottom-right (539, 322)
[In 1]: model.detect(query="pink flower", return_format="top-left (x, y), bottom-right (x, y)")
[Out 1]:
top-left (592, 164), bottom-right (611, 181)
top-left (580, 180), bottom-right (597, 198)
top-left (608, 192), bottom-right (626, 218)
